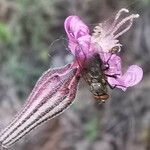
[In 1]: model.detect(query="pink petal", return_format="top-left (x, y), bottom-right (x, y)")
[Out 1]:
top-left (108, 54), bottom-right (122, 75)
top-left (64, 16), bottom-right (91, 56)
top-left (104, 53), bottom-right (127, 91)
top-left (100, 53), bottom-right (122, 76)
top-left (107, 77), bottom-right (127, 91)
top-left (75, 35), bottom-right (91, 57)
top-left (122, 65), bottom-right (143, 87)
top-left (107, 65), bottom-right (143, 91)
top-left (64, 16), bottom-right (89, 42)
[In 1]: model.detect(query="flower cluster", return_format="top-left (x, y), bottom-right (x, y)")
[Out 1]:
top-left (64, 8), bottom-right (143, 91)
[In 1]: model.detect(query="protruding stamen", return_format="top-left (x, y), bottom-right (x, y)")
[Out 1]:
top-left (114, 18), bottom-right (133, 38)
top-left (92, 9), bottom-right (139, 41)
top-left (115, 8), bottom-right (129, 20)
top-left (108, 8), bottom-right (130, 34)
top-left (112, 14), bottom-right (139, 35)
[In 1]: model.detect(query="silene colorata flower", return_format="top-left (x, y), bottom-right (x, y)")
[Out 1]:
top-left (0, 8), bottom-right (143, 149)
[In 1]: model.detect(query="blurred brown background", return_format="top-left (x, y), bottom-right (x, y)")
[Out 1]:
top-left (0, 0), bottom-right (149, 150)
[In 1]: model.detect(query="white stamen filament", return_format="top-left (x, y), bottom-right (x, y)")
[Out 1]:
top-left (107, 8), bottom-right (130, 34)
top-left (115, 8), bottom-right (129, 20)
top-left (114, 18), bottom-right (133, 38)
top-left (112, 14), bottom-right (139, 35)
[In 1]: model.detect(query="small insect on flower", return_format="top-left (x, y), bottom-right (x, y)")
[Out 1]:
top-left (0, 8), bottom-right (143, 149)
top-left (81, 53), bottom-right (110, 103)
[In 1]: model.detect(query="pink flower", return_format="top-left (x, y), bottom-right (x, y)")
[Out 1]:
top-left (64, 9), bottom-right (143, 91)
top-left (0, 9), bottom-right (143, 148)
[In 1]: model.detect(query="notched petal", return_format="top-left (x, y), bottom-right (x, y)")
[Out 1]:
top-left (107, 65), bottom-right (143, 91)
top-left (122, 65), bottom-right (143, 87)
